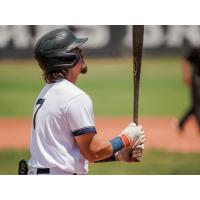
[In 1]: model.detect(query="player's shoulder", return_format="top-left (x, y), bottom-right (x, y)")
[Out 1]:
top-left (57, 79), bottom-right (86, 95)
top-left (66, 93), bottom-right (93, 115)
top-left (55, 79), bottom-right (93, 105)
top-left (36, 79), bottom-right (89, 104)
top-left (70, 93), bottom-right (92, 104)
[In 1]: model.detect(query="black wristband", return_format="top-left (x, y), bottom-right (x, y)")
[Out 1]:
top-left (94, 154), bottom-right (116, 163)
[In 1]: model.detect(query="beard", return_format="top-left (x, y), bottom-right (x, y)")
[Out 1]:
top-left (81, 65), bottom-right (88, 74)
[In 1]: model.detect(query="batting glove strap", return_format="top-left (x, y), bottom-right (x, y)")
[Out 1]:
top-left (120, 134), bottom-right (131, 148)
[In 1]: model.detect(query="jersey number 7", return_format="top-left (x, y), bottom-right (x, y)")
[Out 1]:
top-left (33, 98), bottom-right (45, 130)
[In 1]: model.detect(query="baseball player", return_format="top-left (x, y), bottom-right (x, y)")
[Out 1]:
top-left (178, 47), bottom-right (200, 132)
top-left (27, 28), bottom-right (145, 175)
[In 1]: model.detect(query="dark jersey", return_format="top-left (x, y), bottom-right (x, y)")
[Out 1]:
top-left (184, 48), bottom-right (200, 76)
top-left (184, 48), bottom-right (200, 127)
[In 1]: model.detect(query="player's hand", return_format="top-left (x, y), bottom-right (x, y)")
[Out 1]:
top-left (115, 147), bottom-right (132, 162)
top-left (116, 143), bottom-right (145, 162)
top-left (119, 122), bottom-right (145, 148)
top-left (130, 144), bottom-right (144, 162)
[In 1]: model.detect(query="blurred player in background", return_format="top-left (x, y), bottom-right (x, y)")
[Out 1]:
top-left (178, 47), bottom-right (200, 133)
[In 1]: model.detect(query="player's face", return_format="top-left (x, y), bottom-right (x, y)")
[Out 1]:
top-left (76, 48), bottom-right (87, 74)
top-left (67, 48), bottom-right (88, 83)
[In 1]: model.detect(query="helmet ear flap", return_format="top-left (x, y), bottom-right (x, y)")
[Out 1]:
top-left (41, 51), bottom-right (81, 73)
top-left (54, 51), bottom-right (80, 68)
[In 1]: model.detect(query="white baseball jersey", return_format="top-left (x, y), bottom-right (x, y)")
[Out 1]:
top-left (28, 79), bottom-right (96, 174)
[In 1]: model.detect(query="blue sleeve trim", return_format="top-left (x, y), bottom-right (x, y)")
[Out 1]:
top-left (110, 136), bottom-right (124, 154)
top-left (72, 126), bottom-right (97, 136)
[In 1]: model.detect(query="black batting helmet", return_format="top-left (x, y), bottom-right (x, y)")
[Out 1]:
top-left (34, 28), bottom-right (88, 73)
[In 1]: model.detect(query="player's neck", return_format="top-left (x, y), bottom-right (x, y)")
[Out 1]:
top-left (66, 75), bottom-right (78, 85)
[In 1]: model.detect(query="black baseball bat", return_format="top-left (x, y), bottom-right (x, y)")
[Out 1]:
top-left (132, 25), bottom-right (144, 125)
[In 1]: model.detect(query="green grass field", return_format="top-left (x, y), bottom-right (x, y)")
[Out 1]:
top-left (0, 57), bottom-right (190, 117)
top-left (0, 57), bottom-right (197, 175)
top-left (1, 149), bottom-right (200, 175)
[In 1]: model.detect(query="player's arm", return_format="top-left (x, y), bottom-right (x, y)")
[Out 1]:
top-left (74, 133), bottom-right (114, 162)
top-left (182, 59), bottom-right (192, 87)
top-left (74, 123), bottom-right (145, 162)
top-left (182, 48), bottom-right (198, 87)
top-left (67, 94), bottom-right (145, 162)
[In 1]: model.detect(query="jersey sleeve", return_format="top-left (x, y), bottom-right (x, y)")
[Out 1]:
top-left (66, 94), bottom-right (97, 136)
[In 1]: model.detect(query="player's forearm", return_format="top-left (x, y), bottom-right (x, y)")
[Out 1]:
top-left (87, 135), bottom-right (127, 162)
top-left (87, 140), bottom-right (114, 162)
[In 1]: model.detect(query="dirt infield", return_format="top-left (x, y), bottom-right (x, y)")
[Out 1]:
top-left (0, 116), bottom-right (200, 152)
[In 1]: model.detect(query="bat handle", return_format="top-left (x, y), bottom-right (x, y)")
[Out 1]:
top-left (133, 93), bottom-right (139, 125)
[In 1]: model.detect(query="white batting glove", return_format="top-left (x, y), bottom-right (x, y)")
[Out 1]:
top-left (120, 122), bottom-right (145, 149)
top-left (115, 144), bottom-right (145, 162)
top-left (131, 144), bottom-right (144, 161)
